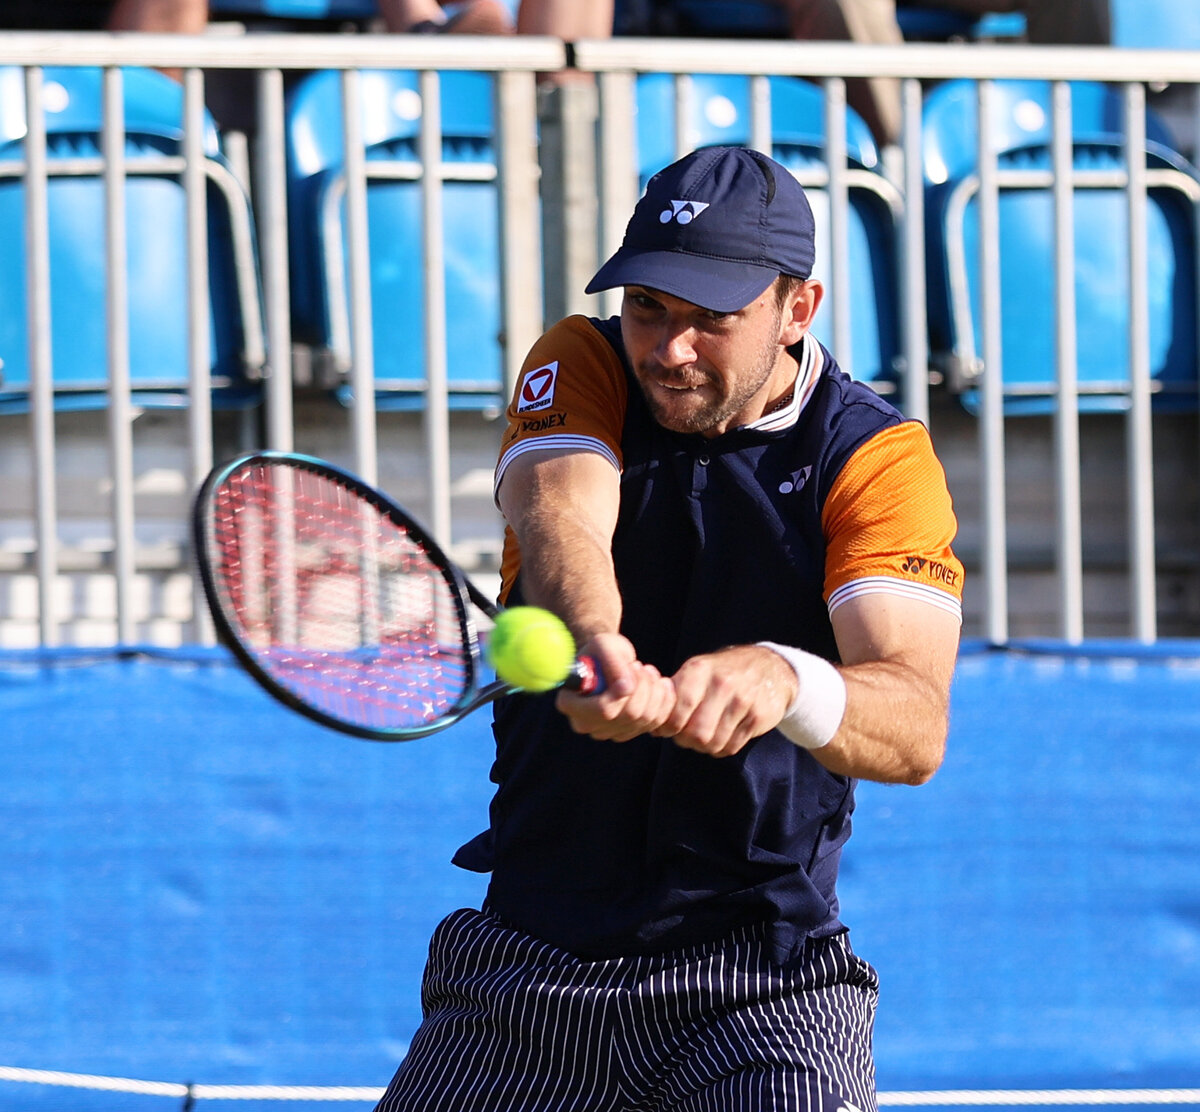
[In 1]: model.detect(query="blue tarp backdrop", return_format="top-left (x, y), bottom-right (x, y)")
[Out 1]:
top-left (1, 643), bottom-right (1198, 1109)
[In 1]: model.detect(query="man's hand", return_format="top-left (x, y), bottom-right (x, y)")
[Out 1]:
top-left (558, 641), bottom-right (798, 757)
top-left (556, 632), bottom-right (677, 742)
top-left (654, 645), bottom-right (798, 758)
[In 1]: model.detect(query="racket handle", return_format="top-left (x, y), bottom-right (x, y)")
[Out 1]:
top-left (568, 655), bottom-right (606, 695)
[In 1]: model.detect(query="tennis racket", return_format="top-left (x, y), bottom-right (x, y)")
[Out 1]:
top-left (192, 451), bottom-right (602, 741)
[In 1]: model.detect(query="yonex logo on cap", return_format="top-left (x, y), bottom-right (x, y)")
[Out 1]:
top-left (660, 200), bottom-right (710, 225)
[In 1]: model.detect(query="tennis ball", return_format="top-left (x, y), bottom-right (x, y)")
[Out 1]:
top-left (487, 606), bottom-right (576, 692)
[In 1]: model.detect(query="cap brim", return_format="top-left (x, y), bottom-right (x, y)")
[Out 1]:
top-left (584, 248), bottom-right (779, 313)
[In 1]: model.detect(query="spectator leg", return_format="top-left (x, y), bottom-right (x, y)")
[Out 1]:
top-left (782, 0), bottom-right (904, 146)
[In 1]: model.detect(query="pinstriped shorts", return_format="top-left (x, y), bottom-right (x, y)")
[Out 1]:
top-left (373, 906), bottom-right (879, 1112)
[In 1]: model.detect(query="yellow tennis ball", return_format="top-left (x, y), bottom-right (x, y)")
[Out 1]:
top-left (487, 606), bottom-right (576, 692)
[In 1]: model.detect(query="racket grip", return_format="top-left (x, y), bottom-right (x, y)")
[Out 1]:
top-left (569, 655), bottom-right (606, 695)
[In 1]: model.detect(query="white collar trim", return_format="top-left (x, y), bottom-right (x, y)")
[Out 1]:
top-left (745, 333), bottom-right (822, 432)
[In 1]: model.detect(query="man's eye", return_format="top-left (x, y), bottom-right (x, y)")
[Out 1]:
top-left (702, 309), bottom-right (730, 323)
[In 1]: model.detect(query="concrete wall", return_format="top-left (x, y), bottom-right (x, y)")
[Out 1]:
top-left (1, 390), bottom-right (1196, 646)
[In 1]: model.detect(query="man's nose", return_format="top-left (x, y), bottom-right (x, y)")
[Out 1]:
top-left (653, 321), bottom-right (698, 366)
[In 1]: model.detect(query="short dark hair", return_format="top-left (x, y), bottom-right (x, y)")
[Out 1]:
top-left (772, 273), bottom-right (805, 309)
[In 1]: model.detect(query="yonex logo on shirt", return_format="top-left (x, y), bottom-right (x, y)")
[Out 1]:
top-left (659, 200), bottom-right (710, 225)
top-left (902, 555), bottom-right (960, 586)
top-left (516, 361), bottom-right (559, 413)
top-left (778, 466), bottom-right (812, 495)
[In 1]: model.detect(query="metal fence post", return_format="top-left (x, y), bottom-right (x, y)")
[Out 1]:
top-left (537, 80), bottom-right (601, 326)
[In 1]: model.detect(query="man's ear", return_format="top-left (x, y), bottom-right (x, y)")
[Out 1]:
top-left (780, 279), bottom-right (823, 345)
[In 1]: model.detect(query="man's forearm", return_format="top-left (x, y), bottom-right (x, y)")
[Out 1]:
top-left (813, 659), bottom-right (949, 785)
top-left (512, 510), bottom-right (624, 644)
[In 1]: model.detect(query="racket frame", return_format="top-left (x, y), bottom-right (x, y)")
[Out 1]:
top-left (193, 450), bottom-right (515, 741)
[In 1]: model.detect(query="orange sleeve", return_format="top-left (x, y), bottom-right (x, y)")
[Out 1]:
top-left (821, 421), bottom-right (964, 620)
top-left (495, 315), bottom-right (628, 491)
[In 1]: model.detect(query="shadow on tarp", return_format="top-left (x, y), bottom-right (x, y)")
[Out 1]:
top-left (0, 641), bottom-right (1197, 1107)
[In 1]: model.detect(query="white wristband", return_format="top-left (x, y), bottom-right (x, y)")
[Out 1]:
top-left (757, 642), bottom-right (847, 751)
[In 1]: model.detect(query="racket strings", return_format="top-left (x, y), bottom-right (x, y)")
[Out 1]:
top-left (209, 463), bottom-right (473, 730)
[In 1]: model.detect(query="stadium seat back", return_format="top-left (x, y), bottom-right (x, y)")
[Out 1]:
top-left (636, 72), bottom-right (878, 179)
top-left (0, 65), bottom-right (262, 411)
top-left (0, 65), bottom-right (221, 157)
top-left (922, 78), bottom-right (1181, 187)
top-left (922, 78), bottom-right (1200, 414)
top-left (949, 185), bottom-right (1198, 414)
top-left (285, 68), bottom-right (503, 406)
top-left (1111, 0), bottom-right (1200, 49)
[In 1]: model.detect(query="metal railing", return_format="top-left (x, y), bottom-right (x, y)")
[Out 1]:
top-left (0, 31), bottom-right (560, 647)
top-left (0, 31), bottom-right (1196, 648)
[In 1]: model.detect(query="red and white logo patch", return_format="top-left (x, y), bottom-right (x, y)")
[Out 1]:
top-left (516, 361), bottom-right (559, 414)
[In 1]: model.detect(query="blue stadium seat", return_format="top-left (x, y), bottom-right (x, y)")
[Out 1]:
top-left (1111, 0), bottom-right (1200, 49)
top-left (210, 0), bottom-right (376, 19)
top-left (0, 66), bottom-right (265, 413)
top-left (0, 65), bottom-right (223, 155)
top-left (922, 78), bottom-right (1200, 415)
top-left (636, 72), bottom-right (880, 177)
top-left (636, 73), bottom-right (900, 392)
top-left (923, 78), bottom-right (1183, 186)
top-left (285, 68), bottom-right (503, 409)
top-left (896, 4), bottom-right (1025, 42)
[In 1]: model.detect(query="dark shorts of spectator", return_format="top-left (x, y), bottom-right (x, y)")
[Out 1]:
top-left (0, 2), bottom-right (119, 31)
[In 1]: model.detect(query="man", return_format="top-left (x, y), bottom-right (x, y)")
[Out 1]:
top-left (374, 146), bottom-right (963, 1111)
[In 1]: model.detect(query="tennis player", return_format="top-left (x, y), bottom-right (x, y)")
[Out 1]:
top-left (374, 145), bottom-right (964, 1112)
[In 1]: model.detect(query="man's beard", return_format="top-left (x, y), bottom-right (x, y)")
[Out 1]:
top-left (634, 309), bottom-right (784, 435)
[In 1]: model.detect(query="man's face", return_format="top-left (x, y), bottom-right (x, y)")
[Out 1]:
top-left (619, 281), bottom-right (807, 438)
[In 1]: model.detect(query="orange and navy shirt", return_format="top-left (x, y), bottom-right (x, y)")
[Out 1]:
top-left (460, 314), bottom-right (964, 962)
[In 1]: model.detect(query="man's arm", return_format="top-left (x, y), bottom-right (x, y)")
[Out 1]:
top-left (499, 442), bottom-right (959, 777)
top-left (497, 448), bottom-right (676, 734)
top-left (662, 593), bottom-right (958, 784)
top-left (814, 592), bottom-right (958, 783)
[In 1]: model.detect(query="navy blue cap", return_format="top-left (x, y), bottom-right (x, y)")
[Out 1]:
top-left (585, 146), bottom-right (816, 313)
